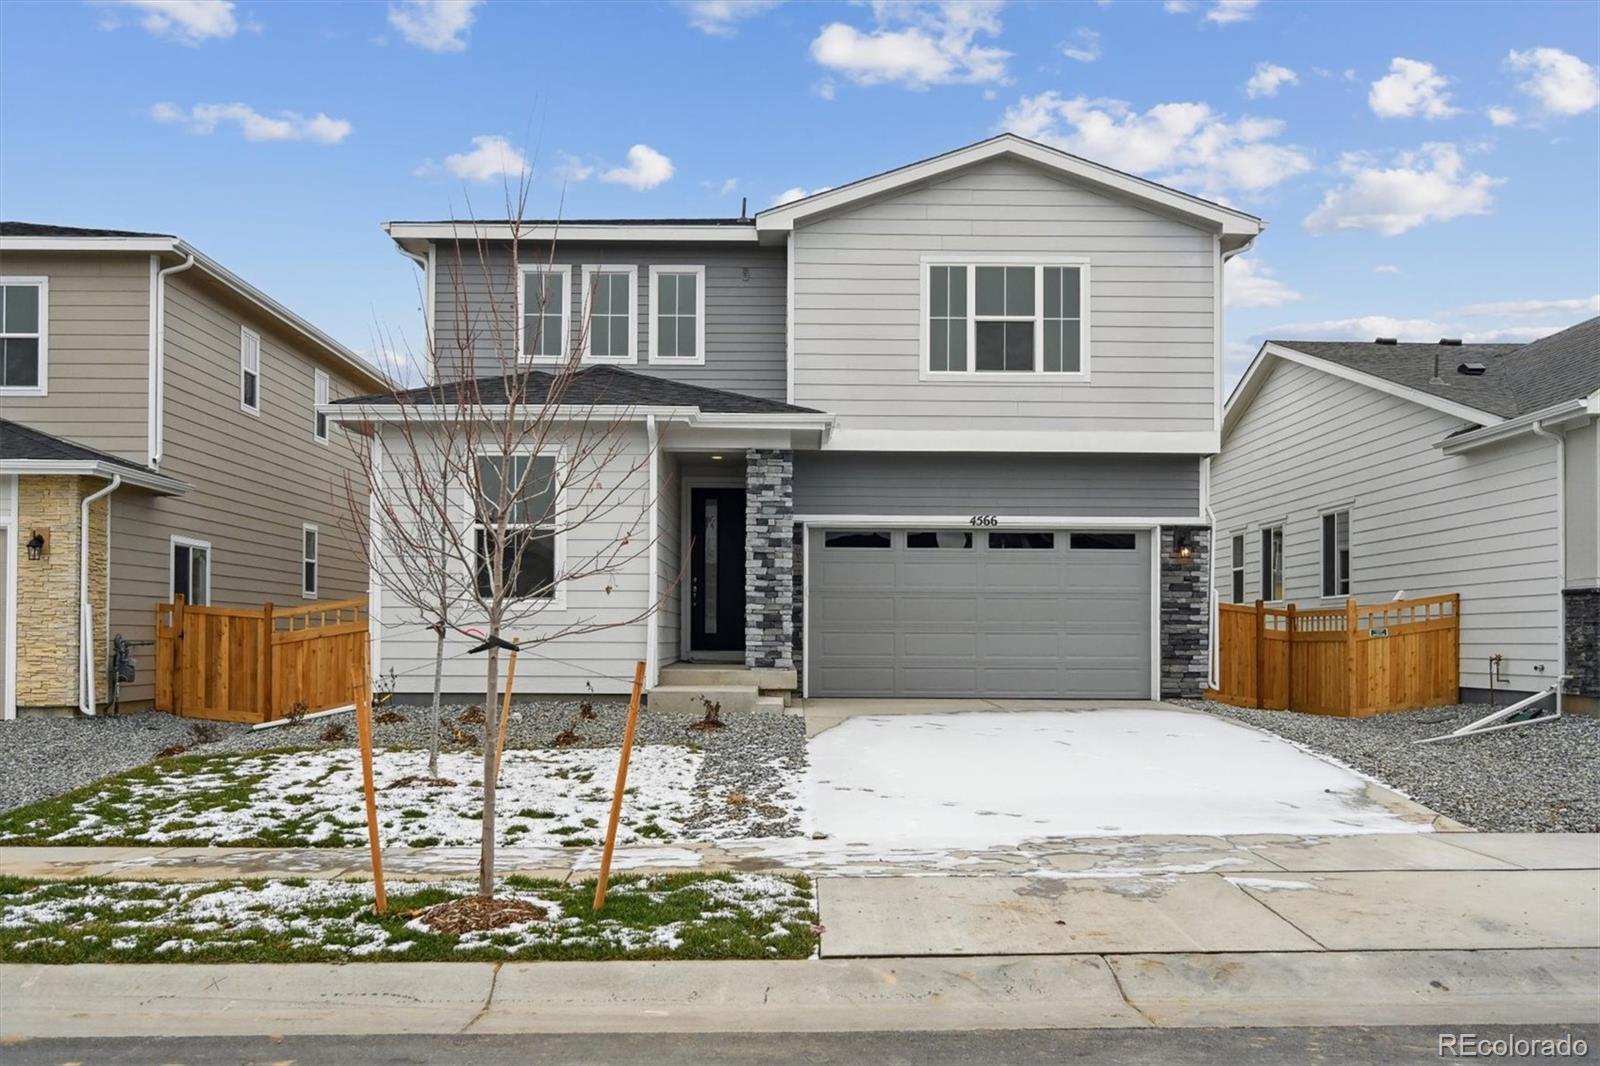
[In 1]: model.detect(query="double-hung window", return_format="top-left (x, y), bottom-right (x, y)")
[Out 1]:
top-left (1261, 525), bottom-right (1284, 601)
top-left (1231, 534), bottom-right (1246, 604)
top-left (472, 454), bottom-right (559, 601)
top-left (648, 265), bottom-right (704, 364)
top-left (519, 265), bottom-right (570, 362)
top-left (239, 326), bottom-right (261, 414)
top-left (924, 259), bottom-right (1088, 378)
top-left (581, 265), bottom-right (636, 362)
top-left (171, 536), bottom-right (211, 606)
top-left (302, 524), bottom-right (319, 598)
top-left (1321, 510), bottom-right (1351, 597)
top-left (313, 369), bottom-right (330, 443)
top-left (0, 277), bottom-right (46, 394)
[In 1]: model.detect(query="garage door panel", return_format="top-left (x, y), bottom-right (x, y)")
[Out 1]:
top-left (815, 630), bottom-right (897, 656)
top-left (901, 631), bottom-right (981, 657)
top-left (897, 596), bottom-right (982, 624)
top-left (980, 632), bottom-right (1061, 658)
top-left (982, 597), bottom-right (1071, 624)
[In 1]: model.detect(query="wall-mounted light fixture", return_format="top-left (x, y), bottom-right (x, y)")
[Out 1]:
top-left (710, 454), bottom-right (724, 461)
top-left (26, 530), bottom-right (46, 561)
top-left (1173, 529), bottom-right (1195, 560)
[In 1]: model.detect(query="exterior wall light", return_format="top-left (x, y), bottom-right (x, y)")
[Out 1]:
top-left (1174, 530), bottom-right (1194, 560)
top-left (26, 530), bottom-right (46, 561)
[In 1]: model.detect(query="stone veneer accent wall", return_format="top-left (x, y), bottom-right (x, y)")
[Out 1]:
top-left (1565, 588), bottom-right (1599, 697)
top-left (1159, 526), bottom-right (1210, 699)
top-left (15, 476), bottom-right (109, 711)
top-left (744, 449), bottom-right (794, 670)
top-left (791, 520), bottom-right (805, 685)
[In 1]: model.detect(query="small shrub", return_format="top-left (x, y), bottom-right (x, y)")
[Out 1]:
top-left (688, 698), bottom-right (725, 732)
top-left (578, 700), bottom-right (597, 721)
top-left (319, 723), bottom-right (349, 743)
top-left (189, 722), bottom-right (222, 745)
top-left (286, 702), bottom-right (309, 725)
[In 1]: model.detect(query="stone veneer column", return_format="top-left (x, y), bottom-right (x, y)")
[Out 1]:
top-left (14, 476), bottom-right (109, 711)
top-left (743, 449), bottom-right (794, 670)
top-left (1159, 526), bottom-right (1210, 699)
top-left (1564, 588), bottom-right (1600, 698)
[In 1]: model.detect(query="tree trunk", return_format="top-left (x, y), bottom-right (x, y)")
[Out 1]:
top-left (427, 625), bottom-right (445, 779)
top-left (479, 641), bottom-right (500, 898)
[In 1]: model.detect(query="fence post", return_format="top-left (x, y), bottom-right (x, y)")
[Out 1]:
top-left (260, 603), bottom-right (274, 722)
top-left (1345, 597), bottom-right (1359, 715)
top-left (1253, 599), bottom-right (1265, 709)
top-left (1449, 592), bottom-right (1462, 701)
top-left (172, 593), bottom-right (186, 716)
top-left (1285, 603), bottom-right (1297, 711)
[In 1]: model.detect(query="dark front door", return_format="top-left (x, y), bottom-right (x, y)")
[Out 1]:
top-left (690, 487), bottom-right (746, 654)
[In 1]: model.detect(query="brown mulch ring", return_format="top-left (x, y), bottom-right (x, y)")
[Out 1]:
top-left (385, 775), bottom-right (458, 790)
top-left (373, 710), bottom-right (407, 725)
top-left (552, 730), bottom-right (583, 748)
top-left (409, 895), bottom-right (549, 934)
top-left (319, 723), bottom-right (350, 742)
top-left (155, 743), bottom-right (191, 759)
top-left (686, 718), bottom-right (726, 732)
top-left (458, 706), bottom-right (486, 725)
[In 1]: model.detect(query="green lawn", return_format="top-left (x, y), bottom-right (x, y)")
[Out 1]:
top-left (0, 871), bottom-right (818, 964)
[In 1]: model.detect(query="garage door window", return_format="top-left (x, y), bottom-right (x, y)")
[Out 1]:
top-left (989, 531), bottom-right (1055, 550)
top-left (907, 530), bottom-right (973, 549)
top-left (824, 530), bottom-right (891, 549)
top-left (1069, 532), bottom-right (1135, 550)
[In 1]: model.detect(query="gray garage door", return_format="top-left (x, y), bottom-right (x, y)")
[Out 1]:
top-left (807, 527), bottom-right (1152, 699)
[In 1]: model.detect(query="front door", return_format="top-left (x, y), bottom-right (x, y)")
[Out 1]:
top-left (690, 487), bottom-right (745, 655)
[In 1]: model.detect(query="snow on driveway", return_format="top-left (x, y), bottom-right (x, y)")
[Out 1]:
top-left (800, 709), bottom-right (1425, 849)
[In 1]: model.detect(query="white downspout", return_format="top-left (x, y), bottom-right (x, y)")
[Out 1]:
top-left (645, 415), bottom-right (660, 688)
top-left (78, 475), bottom-right (122, 715)
top-left (150, 254), bottom-right (196, 469)
top-left (1531, 420), bottom-right (1567, 686)
top-left (1203, 456), bottom-right (1219, 689)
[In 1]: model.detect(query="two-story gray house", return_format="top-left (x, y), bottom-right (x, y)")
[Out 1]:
top-left (0, 222), bottom-right (389, 717)
top-left (345, 135), bottom-right (1264, 708)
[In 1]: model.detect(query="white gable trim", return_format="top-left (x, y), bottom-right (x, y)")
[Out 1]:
top-left (755, 134), bottom-right (1265, 241)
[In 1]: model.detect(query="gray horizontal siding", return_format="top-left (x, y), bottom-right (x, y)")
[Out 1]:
top-left (794, 452), bottom-right (1200, 517)
top-left (432, 241), bottom-right (785, 400)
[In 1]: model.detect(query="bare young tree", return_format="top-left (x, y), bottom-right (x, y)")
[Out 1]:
top-left (344, 187), bottom-right (669, 899)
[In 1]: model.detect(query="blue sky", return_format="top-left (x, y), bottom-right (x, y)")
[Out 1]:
top-left (2, 0), bottom-right (1596, 385)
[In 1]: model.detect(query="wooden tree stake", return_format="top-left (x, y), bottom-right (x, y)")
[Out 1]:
top-left (594, 661), bottom-right (647, 913)
top-left (354, 643), bottom-right (388, 914)
top-left (492, 639), bottom-right (521, 784)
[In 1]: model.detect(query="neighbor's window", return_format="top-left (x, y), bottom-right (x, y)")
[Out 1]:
top-left (313, 369), bottom-right (330, 442)
top-left (583, 266), bottom-right (635, 361)
top-left (239, 326), bottom-right (261, 414)
top-left (171, 538), bottom-right (211, 606)
top-left (907, 530), bottom-right (973, 549)
top-left (1231, 534), bottom-right (1245, 604)
top-left (473, 454), bottom-right (558, 599)
top-left (926, 262), bottom-right (1086, 376)
top-left (1261, 525), bottom-right (1284, 601)
top-left (650, 266), bottom-right (704, 362)
top-left (824, 530), bottom-right (891, 549)
top-left (1322, 510), bottom-right (1351, 597)
top-left (1069, 532), bottom-right (1135, 550)
top-left (990, 531), bottom-right (1055, 550)
top-left (0, 279), bottom-right (45, 392)
top-left (302, 524), bottom-right (319, 598)
top-left (520, 266), bottom-right (569, 360)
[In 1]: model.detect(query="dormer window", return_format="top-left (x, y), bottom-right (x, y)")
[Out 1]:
top-left (923, 258), bottom-right (1088, 380)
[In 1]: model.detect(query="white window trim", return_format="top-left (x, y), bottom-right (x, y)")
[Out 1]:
top-left (516, 263), bottom-right (573, 364)
top-left (465, 448), bottom-right (567, 610)
top-left (239, 325), bottom-right (261, 416)
top-left (312, 369), bottom-right (330, 443)
top-left (169, 534), bottom-right (212, 606)
top-left (301, 523), bottom-right (319, 599)
top-left (0, 276), bottom-right (48, 396)
top-left (917, 254), bottom-right (1090, 383)
top-left (646, 264), bottom-right (707, 366)
top-left (1320, 507), bottom-right (1352, 599)
top-left (1260, 523), bottom-right (1284, 603)
top-left (578, 264), bottom-right (639, 364)
top-left (1230, 532), bottom-right (1246, 605)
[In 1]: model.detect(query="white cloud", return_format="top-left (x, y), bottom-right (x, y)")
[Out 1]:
top-left (1456, 294), bottom-right (1600, 317)
top-left (1486, 106), bottom-right (1518, 127)
top-left (810, 1), bottom-right (1010, 90)
top-left (1162, 0), bottom-right (1193, 10)
top-left (1061, 28), bottom-right (1100, 63)
top-left (440, 135), bottom-right (529, 181)
top-left (1507, 47), bottom-right (1600, 117)
top-left (1244, 62), bottom-right (1297, 98)
top-left (151, 101), bottom-right (351, 144)
top-left (554, 152), bottom-right (595, 183)
top-left (1303, 143), bottom-right (1500, 236)
top-left (997, 93), bottom-right (1312, 198)
top-left (680, 0), bottom-right (781, 36)
top-left (1374, 264), bottom-right (1401, 274)
top-left (1225, 256), bottom-right (1301, 308)
top-left (600, 144), bottom-right (675, 190)
top-left (1368, 57), bottom-right (1460, 119)
top-left (1205, 0), bottom-right (1259, 24)
top-left (387, 0), bottom-right (481, 53)
top-left (771, 185), bottom-right (832, 207)
top-left (100, 0), bottom-right (238, 44)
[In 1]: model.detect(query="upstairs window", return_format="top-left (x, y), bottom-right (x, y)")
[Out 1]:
top-left (1231, 534), bottom-right (1245, 604)
top-left (1322, 510), bottom-right (1351, 597)
top-left (582, 266), bottom-right (636, 362)
top-left (649, 266), bottom-right (705, 363)
top-left (313, 369), bottom-right (330, 442)
top-left (519, 265), bottom-right (570, 361)
top-left (0, 278), bottom-right (46, 393)
top-left (302, 524), bottom-right (319, 598)
top-left (239, 326), bottom-right (261, 414)
top-left (925, 261), bottom-right (1088, 378)
top-left (1261, 525), bottom-right (1284, 601)
top-left (473, 453), bottom-right (559, 600)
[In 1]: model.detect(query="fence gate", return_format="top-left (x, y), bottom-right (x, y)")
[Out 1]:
top-left (155, 596), bottom-right (369, 724)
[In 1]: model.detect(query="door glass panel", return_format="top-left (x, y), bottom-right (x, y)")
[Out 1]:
top-left (703, 498), bottom-right (717, 634)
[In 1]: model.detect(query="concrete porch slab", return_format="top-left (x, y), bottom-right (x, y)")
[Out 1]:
top-left (1433, 832), bottom-right (1600, 870)
top-left (1240, 833), bottom-right (1523, 872)
top-left (1228, 869), bottom-right (1600, 950)
top-left (817, 874), bottom-right (1321, 957)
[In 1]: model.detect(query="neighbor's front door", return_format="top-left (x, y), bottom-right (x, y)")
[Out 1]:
top-left (690, 487), bottom-right (746, 655)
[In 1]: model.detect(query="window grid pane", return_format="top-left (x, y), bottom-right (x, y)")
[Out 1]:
top-left (523, 272), bottom-right (565, 358)
top-left (1042, 267), bottom-right (1081, 373)
top-left (656, 272), bottom-right (698, 360)
top-left (928, 266), bottom-right (968, 372)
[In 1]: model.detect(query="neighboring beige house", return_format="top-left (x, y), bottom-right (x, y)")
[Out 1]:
top-left (0, 222), bottom-right (389, 716)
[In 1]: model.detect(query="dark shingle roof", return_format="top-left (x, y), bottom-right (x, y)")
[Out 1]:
top-left (1497, 316), bottom-right (1600, 414)
top-left (1272, 340), bottom-right (1526, 417)
top-left (339, 364), bottom-right (821, 415)
top-left (0, 419), bottom-right (160, 472)
top-left (1, 221), bottom-right (175, 239)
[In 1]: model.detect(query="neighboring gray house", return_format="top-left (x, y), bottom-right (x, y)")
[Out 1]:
top-left (1212, 318), bottom-right (1600, 711)
top-left (0, 222), bottom-right (389, 717)
top-left (348, 135), bottom-right (1262, 708)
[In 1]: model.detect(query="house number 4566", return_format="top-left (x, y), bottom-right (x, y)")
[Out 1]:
top-left (969, 514), bottom-right (999, 526)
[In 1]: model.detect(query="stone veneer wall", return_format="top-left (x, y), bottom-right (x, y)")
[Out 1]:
top-left (15, 476), bottom-right (109, 711)
top-left (744, 449), bottom-right (794, 670)
top-left (791, 520), bottom-right (805, 686)
top-left (1159, 526), bottom-right (1210, 699)
top-left (1565, 588), bottom-right (1599, 698)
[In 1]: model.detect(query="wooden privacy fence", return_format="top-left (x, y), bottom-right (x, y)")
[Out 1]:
top-left (1207, 594), bottom-right (1459, 717)
top-left (155, 595), bottom-right (370, 724)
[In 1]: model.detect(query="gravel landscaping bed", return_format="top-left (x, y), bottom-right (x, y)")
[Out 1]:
top-left (1187, 700), bottom-right (1600, 832)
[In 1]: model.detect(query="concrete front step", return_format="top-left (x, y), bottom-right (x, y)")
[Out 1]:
top-left (658, 664), bottom-right (798, 691)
